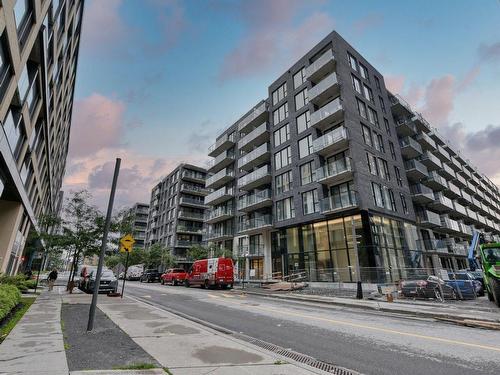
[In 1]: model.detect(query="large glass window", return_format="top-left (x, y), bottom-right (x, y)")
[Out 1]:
top-left (273, 102), bottom-right (288, 124)
top-left (298, 134), bottom-right (313, 159)
top-left (357, 99), bottom-right (367, 119)
top-left (295, 88), bottom-right (308, 111)
top-left (363, 84), bottom-right (373, 102)
top-left (275, 170), bottom-right (292, 194)
top-left (362, 124), bottom-right (372, 146)
top-left (274, 146), bottom-right (291, 170)
top-left (272, 82), bottom-right (287, 105)
top-left (352, 74), bottom-right (361, 94)
top-left (368, 107), bottom-right (379, 127)
top-left (276, 197), bottom-right (295, 221)
top-left (302, 190), bottom-right (319, 215)
top-left (330, 181), bottom-right (356, 209)
top-left (293, 67), bottom-right (306, 89)
top-left (296, 110), bottom-right (310, 134)
top-left (348, 52), bottom-right (357, 70)
top-left (359, 64), bottom-right (369, 80)
top-left (273, 124), bottom-right (289, 147)
top-left (300, 161), bottom-right (314, 185)
top-left (13, 0), bottom-right (28, 31)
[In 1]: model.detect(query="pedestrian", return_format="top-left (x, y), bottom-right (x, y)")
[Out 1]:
top-left (48, 269), bottom-right (58, 291)
top-left (25, 268), bottom-right (33, 280)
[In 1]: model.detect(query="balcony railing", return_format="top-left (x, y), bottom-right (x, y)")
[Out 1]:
top-left (312, 125), bottom-right (348, 154)
top-left (237, 244), bottom-right (265, 257)
top-left (238, 122), bottom-right (269, 151)
top-left (320, 193), bottom-right (358, 214)
top-left (237, 165), bottom-right (271, 189)
top-left (237, 143), bottom-right (270, 170)
top-left (308, 72), bottom-right (339, 105)
top-left (416, 209), bottom-right (441, 227)
top-left (179, 196), bottom-right (206, 207)
top-left (238, 215), bottom-right (273, 233)
top-left (305, 49), bottom-right (335, 82)
top-left (399, 136), bottom-right (423, 158)
top-left (237, 102), bottom-right (267, 133)
top-left (205, 206), bottom-right (234, 222)
top-left (206, 168), bottom-right (234, 189)
top-left (180, 183), bottom-right (210, 195)
top-left (176, 240), bottom-right (202, 248)
top-left (404, 159), bottom-right (428, 180)
top-left (238, 189), bottom-right (272, 211)
top-left (207, 150), bottom-right (235, 172)
top-left (177, 225), bottom-right (204, 234)
top-left (207, 229), bottom-right (234, 240)
top-left (415, 132), bottom-right (436, 150)
top-left (410, 183), bottom-right (434, 204)
top-left (204, 186), bottom-right (234, 205)
top-left (310, 97), bottom-right (344, 131)
top-left (208, 132), bottom-right (236, 156)
top-left (182, 170), bottom-right (205, 182)
top-left (178, 210), bottom-right (204, 220)
top-left (314, 157), bottom-right (352, 184)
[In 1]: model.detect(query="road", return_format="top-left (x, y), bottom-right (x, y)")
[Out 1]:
top-left (124, 281), bottom-right (500, 375)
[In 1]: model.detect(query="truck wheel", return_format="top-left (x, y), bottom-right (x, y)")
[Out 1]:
top-left (491, 279), bottom-right (500, 307)
top-left (203, 280), bottom-right (209, 289)
top-left (184, 280), bottom-right (190, 288)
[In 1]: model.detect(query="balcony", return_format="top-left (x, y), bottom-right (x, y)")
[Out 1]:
top-left (207, 150), bottom-right (235, 173)
top-left (454, 173), bottom-right (467, 188)
top-left (418, 151), bottom-right (442, 171)
top-left (464, 208), bottom-right (478, 224)
top-left (440, 215), bottom-right (461, 234)
top-left (459, 223), bottom-right (473, 237)
top-left (438, 163), bottom-right (456, 180)
top-left (308, 72), bottom-right (340, 106)
top-left (180, 183), bottom-right (210, 196)
top-left (457, 190), bottom-right (471, 205)
top-left (423, 171), bottom-right (448, 190)
top-left (314, 157), bottom-right (353, 185)
top-left (404, 159), bottom-right (428, 181)
top-left (312, 125), bottom-right (349, 156)
top-left (178, 210), bottom-right (204, 222)
top-left (429, 192), bottom-right (454, 213)
top-left (208, 132), bottom-right (236, 157)
top-left (411, 113), bottom-right (431, 132)
top-left (177, 225), bottom-right (204, 235)
top-left (237, 143), bottom-right (270, 171)
top-left (205, 168), bottom-right (234, 190)
top-left (179, 196), bottom-right (207, 208)
top-left (320, 193), bottom-right (358, 214)
top-left (237, 102), bottom-right (267, 134)
top-left (305, 48), bottom-right (336, 83)
top-left (395, 117), bottom-right (417, 137)
top-left (238, 215), bottom-right (273, 235)
top-left (238, 122), bottom-right (269, 152)
top-left (310, 97), bottom-right (344, 131)
top-left (176, 240), bottom-right (202, 248)
top-left (449, 201), bottom-right (468, 220)
top-left (399, 137), bottom-right (422, 159)
top-left (181, 170), bottom-right (205, 183)
top-left (416, 209), bottom-right (441, 228)
top-left (205, 206), bottom-right (234, 224)
top-left (237, 244), bottom-right (265, 258)
top-left (238, 189), bottom-right (272, 212)
top-left (207, 228), bottom-right (234, 241)
top-left (434, 144), bottom-right (450, 162)
top-left (205, 186), bottom-right (234, 206)
top-left (469, 195), bottom-right (481, 211)
top-left (410, 183), bottom-right (435, 204)
top-left (389, 94), bottom-right (413, 116)
top-left (443, 181), bottom-right (461, 199)
top-left (237, 165), bottom-right (272, 191)
top-left (415, 132), bottom-right (436, 151)
top-left (448, 157), bottom-right (462, 172)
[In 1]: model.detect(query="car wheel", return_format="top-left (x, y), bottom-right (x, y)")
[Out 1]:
top-left (434, 288), bottom-right (443, 302)
top-left (203, 279), bottom-right (209, 289)
top-left (173, 279), bottom-right (177, 286)
top-left (184, 280), bottom-right (190, 288)
top-left (451, 289), bottom-right (458, 300)
top-left (161, 279), bottom-right (165, 285)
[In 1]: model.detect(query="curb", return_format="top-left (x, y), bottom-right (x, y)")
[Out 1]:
top-left (233, 289), bottom-right (500, 325)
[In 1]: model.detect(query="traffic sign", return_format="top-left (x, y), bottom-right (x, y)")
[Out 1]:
top-left (119, 244), bottom-right (133, 253)
top-left (119, 234), bottom-right (135, 252)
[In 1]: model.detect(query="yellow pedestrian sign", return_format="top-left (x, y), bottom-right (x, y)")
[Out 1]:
top-left (119, 234), bottom-right (135, 253)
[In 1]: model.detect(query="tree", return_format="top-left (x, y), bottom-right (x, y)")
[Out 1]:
top-left (187, 244), bottom-right (232, 260)
top-left (144, 244), bottom-right (174, 271)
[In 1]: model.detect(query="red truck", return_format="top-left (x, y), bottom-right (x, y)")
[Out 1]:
top-left (185, 257), bottom-right (234, 289)
top-left (161, 268), bottom-right (188, 286)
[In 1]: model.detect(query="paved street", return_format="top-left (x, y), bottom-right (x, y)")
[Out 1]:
top-left (125, 282), bottom-right (500, 375)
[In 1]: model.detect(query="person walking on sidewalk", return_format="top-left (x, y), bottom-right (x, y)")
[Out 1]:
top-left (48, 269), bottom-right (58, 291)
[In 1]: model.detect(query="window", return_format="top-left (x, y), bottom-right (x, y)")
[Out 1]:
top-left (302, 190), bottom-right (319, 215)
top-left (363, 84), bottom-right (373, 102)
top-left (274, 146), bottom-right (291, 170)
top-left (374, 76), bottom-right (381, 90)
top-left (330, 181), bottom-right (356, 209)
top-left (359, 64), bottom-right (368, 80)
top-left (348, 52), bottom-right (357, 70)
top-left (379, 96), bottom-right (386, 113)
top-left (293, 67), bottom-right (306, 89)
top-left (274, 124), bottom-right (290, 147)
top-left (357, 99), bottom-right (367, 119)
top-left (272, 82), bottom-right (287, 105)
top-left (275, 170), bottom-right (292, 194)
top-left (389, 141), bottom-right (396, 160)
top-left (352, 75), bottom-right (361, 94)
top-left (296, 111), bottom-right (310, 134)
top-left (395, 166), bottom-right (403, 187)
top-left (374, 133), bottom-right (384, 153)
top-left (295, 88), bottom-right (308, 111)
top-left (13, 0), bottom-right (29, 32)
top-left (378, 158), bottom-right (390, 181)
top-left (368, 107), bottom-right (379, 127)
top-left (300, 161), bottom-right (314, 185)
top-left (298, 134), bottom-right (313, 159)
top-left (400, 193), bottom-right (409, 214)
top-left (384, 118), bottom-right (391, 135)
top-left (367, 153), bottom-right (378, 176)
top-left (372, 182), bottom-right (384, 208)
top-left (362, 124), bottom-right (372, 146)
top-left (276, 197), bottom-right (295, 221)
top-left (273, 102), bottom-right (288, 124)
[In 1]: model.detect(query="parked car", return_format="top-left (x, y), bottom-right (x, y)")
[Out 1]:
top-left (140, 269), bottom-right (161, 283)
top-left (447, 272), bottom-right (483, 298)
top-left (161, 268), bottom-right (187, 286)
top-left (185, 257), bottom-right (234, 289)
top-left (79, 267), bottom-right (118, 294)
top-left (400, 276), bottom-right (457, 300)
top-left (468, 270), bottom-right (485, 290)
top-left (126, 265), bottom-right (143, 281)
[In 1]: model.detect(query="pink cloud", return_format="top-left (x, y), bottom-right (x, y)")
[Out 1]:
top-left (352, 13), bottom-right (384, 36)
top-left (457, 65), bottom-right (481, 91)
top-left (421, 75), bottom-right (455, 126)
top-left (384, 75), bottom-right (405, 93)
top-left (68, 94), bottom-right (125, 158)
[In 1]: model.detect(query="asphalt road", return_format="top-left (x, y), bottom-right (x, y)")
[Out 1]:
top-left (125, 281), bottom-right (500, 375)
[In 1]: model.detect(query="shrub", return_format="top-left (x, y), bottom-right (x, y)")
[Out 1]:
top-left (23, 280), bottom-right (37, 289)
top-left (0, 274), bottom-right (36, 292)
top-left (0, 284), bottom-right (21, 321)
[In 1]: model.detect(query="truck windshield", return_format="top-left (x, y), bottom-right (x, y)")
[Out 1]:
top-left (484, 247), bottom-right (500, 263)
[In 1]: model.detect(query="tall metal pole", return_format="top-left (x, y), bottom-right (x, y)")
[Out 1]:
top-left (352, 218), bottom-right (363, 299)
top-left (87, 158), bottom-right (121, 331)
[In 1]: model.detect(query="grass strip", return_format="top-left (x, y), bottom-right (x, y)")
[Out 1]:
top-left (0, 297), bottom-right (36, 343)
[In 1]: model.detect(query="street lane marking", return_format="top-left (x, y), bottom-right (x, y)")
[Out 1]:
top-left (142, 295), bottom-right (152, 298)
top-left (207, 293), bottom-right (500, 353)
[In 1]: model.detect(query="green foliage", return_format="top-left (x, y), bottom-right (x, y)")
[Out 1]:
top-left (0, 297), bottom-right (35, 343)
top-left (113, 363), bottom-right (156, 370)
top-left (145, 244), bottom-right (174, 269)
top-left (187, 244), bottom-right (232, 260)
top-left (0, 284), bottom-right (21, 321)
top-left (0, 274), bottom-right (36, 293)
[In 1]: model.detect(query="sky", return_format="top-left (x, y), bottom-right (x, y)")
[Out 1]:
top-left (63, 0), bottom-right (500, 210)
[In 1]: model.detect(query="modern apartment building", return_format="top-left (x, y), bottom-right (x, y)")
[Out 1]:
top-left (205, 30), bottom-right (500, 283)
top-left (0, 0), bottom-right (84, 274)
top-left (127, 202), bottom-right (149, 248)
top-left (145, 163), bottom-right (209, 262)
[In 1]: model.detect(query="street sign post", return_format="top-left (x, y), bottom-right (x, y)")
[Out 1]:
top-left (119, 235), bottom-right (135, 298)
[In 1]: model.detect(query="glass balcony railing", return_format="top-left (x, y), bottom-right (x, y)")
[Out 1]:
top-left (305, 49), bottom-right (335, 81)
top-left (237, 102), bottom-right (267, 133)
top-left (207, 228), bottom-right (234, 240)
top-left (179, 196), bottom-right (206, 206)
top-left (312, 125), bottom-right (348, 154)
top-left (238, 122), bottom-right (269, 150)
top-left (238, 189), bottom-right (272, 210)
top-left (208, 132), bottom-right (236, 156)
top-left (320, 193), bottom-right (358, 213)
top-left (205, 206), bottom-right (234, 221)
top-left (314, 157), bottom-right (352, 182)
top-left (178, 210), bottom-right (204, 220)
top-left (310, 97), bottom-right (343, 130)
top-left (237, 143), bottom-right (270, 169)
top-left (177, 225), bottom-right (204, 234)
top-left (237, 244), bottom-right (265, 257)
top-left (238, 215), bottom-right (273, 233)
top-left (205, 187), bottom-right (234, 205)
top-left (237, 165), bottom-right (271, 189)
top-left (308, 72), bottom-right (339, 103)
top-left (176, 240), bottom-right (202, 248)
top-left (206, 168), bottom-right (234, 188)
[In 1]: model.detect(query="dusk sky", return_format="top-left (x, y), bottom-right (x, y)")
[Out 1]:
top-left (64, 0), bottom-right (500, 210)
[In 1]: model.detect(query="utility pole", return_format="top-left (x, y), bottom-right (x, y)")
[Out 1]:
top-left (351, 218), bottom-right (363, 299)
top-left (87, 158), bottom-right (121, 331)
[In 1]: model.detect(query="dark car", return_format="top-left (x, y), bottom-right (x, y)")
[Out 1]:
top-left (400, 276), bottom-right (457, 300)
top-left (79, 268), bottom-right (118, 294)
top-left (447, 272), bottom-right (483, 298)
top-left (468, 270), bottom-right (485, 290)
top-left (140, 269), bottom-right (161, 283)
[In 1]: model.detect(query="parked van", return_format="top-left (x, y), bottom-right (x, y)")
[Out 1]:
top-left (185, 257), bottom-right (234, 289)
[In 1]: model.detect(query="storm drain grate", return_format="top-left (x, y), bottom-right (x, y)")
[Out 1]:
top-left (233, 333), bottom-right (361, 375)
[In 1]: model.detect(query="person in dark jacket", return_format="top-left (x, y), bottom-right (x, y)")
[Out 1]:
top-left (48, 269), bottom-right (58, 291)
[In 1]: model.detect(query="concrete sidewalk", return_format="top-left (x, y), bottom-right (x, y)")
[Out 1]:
top-left (233, 286), bottom-right (500, 323)
top-left (0, 290), bottom-right (68, 375)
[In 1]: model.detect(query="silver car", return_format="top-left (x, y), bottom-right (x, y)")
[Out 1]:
top-left (81, 268), bottom-right (118, 294)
